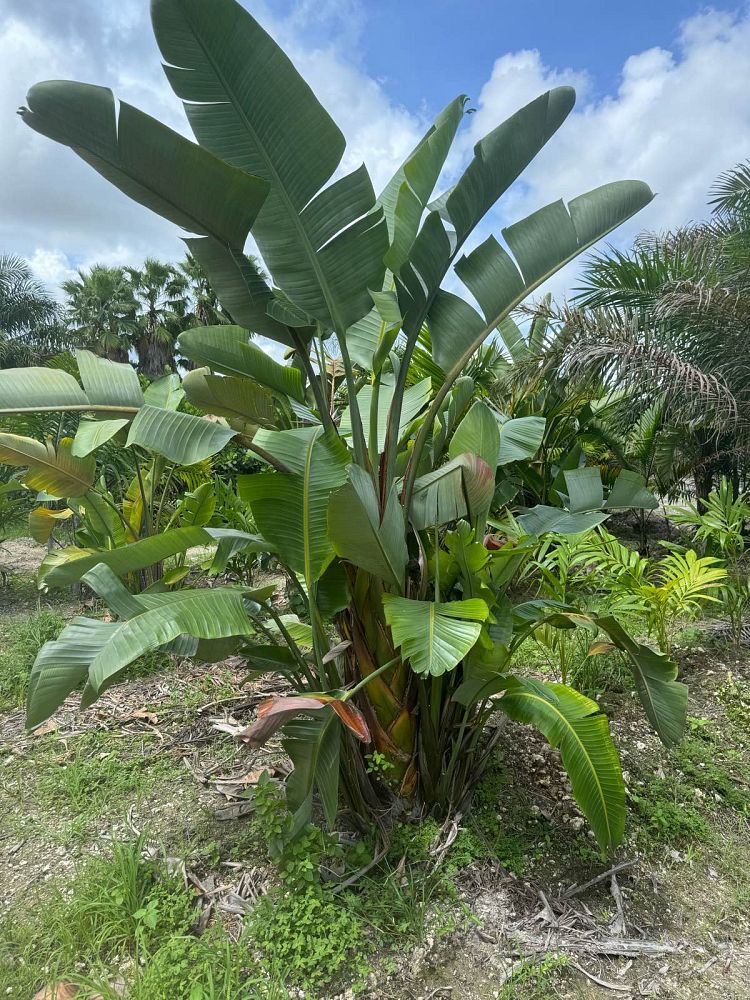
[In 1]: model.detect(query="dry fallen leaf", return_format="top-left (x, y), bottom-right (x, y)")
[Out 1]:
top-left (212, 769), bottom-right (266, 799)
top-left (33, 983), bottom-right (79, 1000)
top-left (31, 719), bottom-right (59, 737)
top-left (126, 708), bottom-right (159, 725)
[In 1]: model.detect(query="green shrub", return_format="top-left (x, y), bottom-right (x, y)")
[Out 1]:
top-left (249, 886), bottom-right (367, 992)
top-left (130, 931), bottom-right (286, 1000)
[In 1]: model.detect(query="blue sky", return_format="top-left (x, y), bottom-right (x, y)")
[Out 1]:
top-left (316, 0), bottom-right (733, 110)
top-left (1, 0), bottom-right (749, 308)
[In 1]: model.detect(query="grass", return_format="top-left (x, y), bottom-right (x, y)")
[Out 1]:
top-left (497, 955), bottom-right (569, 999)
top-left (0, 834), bottom-right (194, 996)
top-left (627, 716), bottom-right (750, 850)
top-left (4, 729), bottom-right (186, 845)
top-left (718, 675), bottom-right (750, 743)
top-left (0, 824), bottom-right (363, 999)
top-left (0, 833), bottom-right (290, 999)
top-left (0, 609), bottom-right (66, 710)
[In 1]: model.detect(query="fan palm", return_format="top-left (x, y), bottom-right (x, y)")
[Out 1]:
top-left (0, 254), bottom-right (62, 367)
top-left (178, 252), bottom-right (231, 329)
top-left (63, 265), bottom-right (137, 363)
top-left (126, 258), bottom-right (189, 379)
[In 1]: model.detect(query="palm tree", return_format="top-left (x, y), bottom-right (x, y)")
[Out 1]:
top-left (178, 252), bottom-right (231, 329)
top-left (516, 161), bottom-right (750, 503)
top-left (126, 258), bottom-right (189, 379)
top-left (62, 265), bottom-right (137, 363)
top-left (0, 254), bottom-right (62, 367)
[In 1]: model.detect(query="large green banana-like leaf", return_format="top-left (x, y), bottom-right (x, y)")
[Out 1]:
top-left (448, 400), bottom-right (500, 470)
top-left (85, 587), bottom-right (255, 694)
top-left (28, 506), bottom-right (74, 544)
top-left (345, 96), bottom-right (468, 368)
top-left (76, 350), bottom-right (144, 409)
top-left (126, 405), bottom-right (236, 465)
top-left (249, 345), bottom-right (305, 403)
top-left (184, 237), bottom-right (294, 345)
top-left (581, 614), bottom-right (686, 747)
top-left (339, 376), bottom-right (431, 453)
top-left (182, 369), bottom-right (278, 432)
top-left (431, 376), bottom-right (475, 459)
top-left (152, 0), bottom-right (388, 332)
top-left (445, 89), bottom-right (576, 243)
top-left (0, 368), bottom-right (87, 414)
top-left (0, 360), bottom-right (142, 417)
top-left (516, 506), bottom-right (609, 536)
top-left (173, 482), bottom-right (216, 528)
top-left (410, 453), bottom-right (495, 530)
top-left (0, 434), bottom-right (95, 496)
top-left (251, 426), bottom-right (347, 475)
top-left (380, 96), bottom-right (468, 272)
top-left (328, 466), bottom-right (408, 591)
top-left (26, 588), bottom-right (258, 727)
top-left (395, 89), bottom-right (576, 331)
top-left (26, 618), bottom-right (119, 729)
top-left (382, 594), bottom-right (488, 676)
top-left (284, 713), bottom-right (340, 829)
top-left (71, 418), bottom-right (130, 457)
top-left (177, 326), bottom-right (304, 401)
top-left (21, 81), bottom-right (268, 248)
top-left (144, 374), bottom-right (184, 410)
top-left (430, 180), bottom-right (654, 373)
top-left (40, 525), bottom-right (263, 587)
top-left (560, 467), bottom-right (658, 513)
top-left (346, 300), bottom-right (396, 373)
top-left (517, 469), bottom-right (657, 535)
top-left (239, 428), bottom-right (350, 584)
top-left (497, 676), bottom-right (624, 851)
top-left (73, 490), bottom-right (129, 550)
top-left (497, 416), bottom-right (546, 466)
top-left (177, 326), bottom-right (255, 377)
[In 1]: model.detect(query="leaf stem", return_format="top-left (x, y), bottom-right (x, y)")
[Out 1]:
top-left (344, 654), bottom-right (401, 700)
top-left (290, 329), bottom-right (336, 435)
top-left (338, 333), bottom-right (370, 470)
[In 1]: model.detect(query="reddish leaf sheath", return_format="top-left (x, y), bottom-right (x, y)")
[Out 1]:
top-left (238, 696), bottom-right (326, 747)
top-left (330, 700), bottom-right (371, 742)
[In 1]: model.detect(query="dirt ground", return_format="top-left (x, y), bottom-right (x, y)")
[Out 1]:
top-left (1, 539), bottom-right (750, 998)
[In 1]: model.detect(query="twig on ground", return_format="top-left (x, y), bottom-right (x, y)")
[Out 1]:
top-left (610, 874), bottom-right (627, 937)
top-left (536, 889), bottom-right (559, 927)
top-left (516, 932), bottom-right (679, 958)
top-left (561, 860), bottom-right (637, 899)
top-left (569, 960), bottom-right (632, 992)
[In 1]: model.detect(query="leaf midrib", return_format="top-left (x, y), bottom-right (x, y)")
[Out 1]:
top-left (513, 690), bottom-right (614, 847)
top-left (0, 437), bottom-right (92, 494)
top-left (75, 136), bottom-right (247, 247)
top-left (301, 426), bottom-right (323, 586)
top-left (183, 10), bottom-right (345, 332)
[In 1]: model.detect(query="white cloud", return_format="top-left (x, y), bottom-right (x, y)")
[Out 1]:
top-left (1, 0), bottom-right (749, 315)
top-left (26, 249), bottom-right (77, 296)
top-left (0, 0), bottom-right (425, 291)
top-left (466, 7), bottom-right (750, 301)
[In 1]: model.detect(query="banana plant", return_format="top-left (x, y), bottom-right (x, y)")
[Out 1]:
top-left (16, 0), bottom-right (688, 852)
top-left (0, 354), bottom-right (263, 590)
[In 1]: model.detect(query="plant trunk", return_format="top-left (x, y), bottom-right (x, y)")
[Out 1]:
top-left (137, 334), bottom-right (174, 381)
top-left (337, 569), bottom-right (493, 822)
